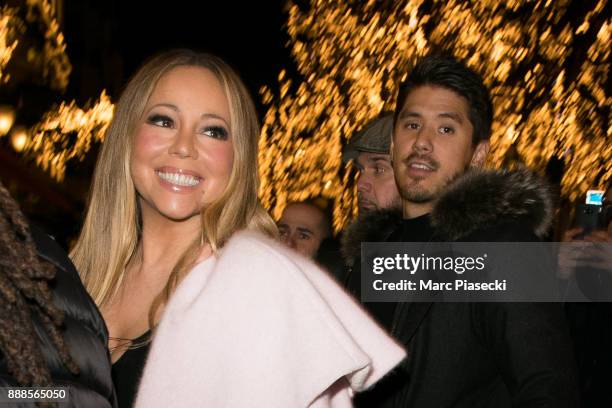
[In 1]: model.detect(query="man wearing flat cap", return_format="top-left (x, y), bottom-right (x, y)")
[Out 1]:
top-left (343, 114), bottom-right (401, 214)
top-left (340, 114), bottom-right (402, 289)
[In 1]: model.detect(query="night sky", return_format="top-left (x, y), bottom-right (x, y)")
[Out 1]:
top-left (62, 0), bottom-right (292, 117)
top-left (2, 0), bottom-right (292, 246)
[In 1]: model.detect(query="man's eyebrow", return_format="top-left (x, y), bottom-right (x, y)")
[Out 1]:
top-left (438, 112), bottom-right (463, 123)
top-left (398, 111), bottom-right (421, 120)
top-left (368, 156), bottom-right (391, 163)
top-left (296, 227), bottom-right (313, 235)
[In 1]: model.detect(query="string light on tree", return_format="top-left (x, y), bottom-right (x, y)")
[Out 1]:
top-left (0, 105), bottom-right (15, 136)
top-left (26, 91), bottom-right (114, 181)
top-left (1, 1), bottom-right (114, 181)
top-left (259, 0), bottom-right (611, 231)
top-left (10, 126), bottom-right (27, 152)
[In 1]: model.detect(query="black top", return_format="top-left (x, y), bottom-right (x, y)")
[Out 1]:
top-left (387, 214), bottom-right (436, 242)
top-left (111, 331), bottom-right (152, 408)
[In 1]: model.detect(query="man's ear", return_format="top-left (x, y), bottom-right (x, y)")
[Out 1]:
top-left (470, 141), bottom-right (489, 168)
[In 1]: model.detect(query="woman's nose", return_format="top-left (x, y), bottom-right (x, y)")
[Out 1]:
top-left (168, 127), bottom-right (198, 159)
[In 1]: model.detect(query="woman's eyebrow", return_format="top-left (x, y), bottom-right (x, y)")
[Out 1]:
top-left (150, 103), bottom-right (179, 111)
top-left (146, 105), bottom-right (230, 127)
top-left (200, 113), bottom-right (230, 127)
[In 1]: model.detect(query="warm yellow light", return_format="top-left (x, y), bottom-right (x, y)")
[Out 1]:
top-left (0, 105), bottom-right (15, 136)
top-left (1, 2), bottom-right (71, 90)
top-left (10, 126), bottom-right (27, 152)
top-left (259, 0), bottom-right (611, 231)
top-left (26, 91), bottom-right (114, 181)
top-left (0, 7), bottom-right (20, 85)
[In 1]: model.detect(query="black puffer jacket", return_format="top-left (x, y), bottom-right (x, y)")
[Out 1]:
top-left (0, 225), bottom-right (117, 407)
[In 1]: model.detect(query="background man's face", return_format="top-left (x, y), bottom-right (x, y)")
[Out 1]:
top-left (278, 203), bottom-right (329, 258)
top-left (355, 152), bottom-right (401, 213)
top-left (392, 85), bottom-right (487, 204)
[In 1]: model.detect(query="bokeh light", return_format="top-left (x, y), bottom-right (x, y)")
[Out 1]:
top-left (259, 0), bottom-right (611, 232)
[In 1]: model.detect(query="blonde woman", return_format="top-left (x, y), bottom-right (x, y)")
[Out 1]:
top-left (71, 49), bottom-right (404, 407)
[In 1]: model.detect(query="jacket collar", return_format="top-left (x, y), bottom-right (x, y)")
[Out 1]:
top-left (430, 167), bottom-right (553, 241)
top-left (341, 207), bottom-right (403, 267)
top-left (341, 168), bottom-right (553, 262)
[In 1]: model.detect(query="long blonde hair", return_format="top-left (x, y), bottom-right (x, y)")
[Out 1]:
top-left (70, 50), bottom-right (277, 309)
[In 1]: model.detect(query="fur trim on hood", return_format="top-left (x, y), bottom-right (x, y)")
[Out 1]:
top-left (431, 167), bottom-right (554, 240)
top-left (341, 168), bottom-right (553, 263)
top-left (341, 208), bottom-right (403, 267)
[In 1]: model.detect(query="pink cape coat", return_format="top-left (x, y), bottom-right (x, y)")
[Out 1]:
top-left (135, 230), bottom-right (406, 407)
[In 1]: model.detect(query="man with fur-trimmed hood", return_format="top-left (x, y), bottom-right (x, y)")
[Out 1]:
top-left (352, 55), bottom-right (578, 407)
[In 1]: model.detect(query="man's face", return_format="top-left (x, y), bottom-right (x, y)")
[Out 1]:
top-left (355, 152), bottom-right (401, 213)
top-left (392, 85), bottom-right (488, 205)
top-left (278, 203), bottom-right (329, 258)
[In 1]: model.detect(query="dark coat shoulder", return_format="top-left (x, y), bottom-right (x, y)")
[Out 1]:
top-left (341, 208), bottom-right (403, 267)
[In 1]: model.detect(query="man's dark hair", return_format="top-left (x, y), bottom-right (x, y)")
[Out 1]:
top-left (394, 54), bottom-right (493, 144)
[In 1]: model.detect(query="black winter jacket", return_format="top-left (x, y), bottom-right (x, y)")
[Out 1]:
top-left (0, 225), bottom-right (116, 407)
top-left (346, 169), bottom-right (579, 408)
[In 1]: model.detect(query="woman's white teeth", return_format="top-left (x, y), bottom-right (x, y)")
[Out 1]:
top-left (157, 171), bottom-right (200, 186)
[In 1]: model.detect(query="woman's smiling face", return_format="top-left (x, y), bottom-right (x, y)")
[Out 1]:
top-left (130, 65), bottom-right (234, 222)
